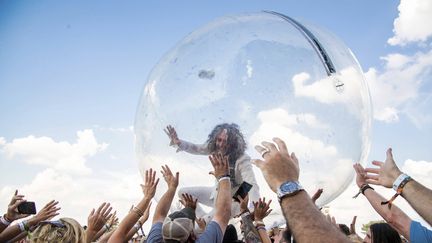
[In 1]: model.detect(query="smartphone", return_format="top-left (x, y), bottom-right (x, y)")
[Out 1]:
top-left (17, 201), bottom-right (37, 215)
top-left (232, 181), bottom-right (253, 202)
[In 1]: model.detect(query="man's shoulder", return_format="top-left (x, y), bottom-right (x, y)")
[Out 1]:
top-left (410, 220), bottom-right (432, 242)
top-left (146, 222), bottom-right (163, 243)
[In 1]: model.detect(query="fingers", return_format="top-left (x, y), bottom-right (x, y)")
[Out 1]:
top-left (161, 165), bottom-right (173, 177)
top-left (272, 137), bottom-right (288, 154)
top-left (351, 215), bottom-right (357, 225)
top-left (386, 148), bottom-right (393, 160)
top-left (254, 145), bottom-right (270, 159)
top-left (252, 159), bottom-right (265, 170)
top-left (89, 208), bottom-right (95, 216)
top-left (365, 179), bottom-right (380, 185)
top-left (371, 160), bottom-right (384, 167)
top-left (261, 141), bottom-right (277, 152)
top-left (11, 199), bottom-right (26, 210)
top-left (175, 172), bottom-right (179, 183)
top-left (364, 168), bottom-right (380, 174)
top-left (291, 152), bottom-right (298, 164)
top-left (365, 174), bottom-right (379, 181)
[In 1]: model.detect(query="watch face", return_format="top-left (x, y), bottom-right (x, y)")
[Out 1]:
top-left (281, 182), bottom-right (297, 193)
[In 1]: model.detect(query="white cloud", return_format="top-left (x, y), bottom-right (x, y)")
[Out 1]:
top-left (381, 53), bottom-right (412, 70)
top-left (401, 159), bottom-right (432, 188)
top-left (292, 67), bottom-right (371, 124)
top-left (0, 168), bottom-right (146, 228)
top-left (0, 137), bottom-right (5, 146)
top-left (366, 50), bottom-right (432, 123)
top-left (0, 129), bottom-right (108, 175)
top-left (388, 0), bottom-right (432, 46)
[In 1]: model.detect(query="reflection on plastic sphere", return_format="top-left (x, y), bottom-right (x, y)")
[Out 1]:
top-left (135, 11), bottom-right (371, 224)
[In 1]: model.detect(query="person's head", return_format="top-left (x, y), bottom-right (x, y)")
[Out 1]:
top-left (338, 224), bottom-right (350, 235)
top-left (363, 223), bottom-right (401, 243)
top-left (206, 123), bottom-right (246, 159)
top-left (162, 207), bottom-right (196, 243)
top-left (30, 217), bottom-right (86, 243)
top-left (223, 224), bottom-right (242, 243)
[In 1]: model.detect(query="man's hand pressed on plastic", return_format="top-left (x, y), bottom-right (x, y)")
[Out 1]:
top-left (164, 125), bottom-right (181, 146)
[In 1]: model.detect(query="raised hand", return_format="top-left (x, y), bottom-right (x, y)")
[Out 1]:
top-left (28, 200), bottom-right (60, 224)
top-left (196, 217), bottom-right (207, 231)
top-left (208, 153), bottom-right (229, 179)
top-left (141, 168), bottom-right (159, 199)
top-left (179, 193), bottom-right (198, 210)
top-left (253, 137), bottom-right (299, 192)
top-left (237, 194), bottom-right (249, 215)
top-left (164, 125), bottom-right (180, 146)
top-left (108, 211), bottom-right (118, 227)
top-left (161, 165), bottom-right (179, 189)
top-left (353, 163), bottom-right (367, 188)
top-left (6, 190), bottom-right (28, 222)
top-left (87, 202), bottom-right (113, 233)
top-left (253, 197), bottom-right (272, 221)
top-left (364, 148), bottom-right (402, 188)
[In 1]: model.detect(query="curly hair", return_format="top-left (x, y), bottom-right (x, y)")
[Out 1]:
top-left (206, 123), bottom-right (247, 165)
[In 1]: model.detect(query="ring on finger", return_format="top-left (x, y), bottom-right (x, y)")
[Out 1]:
top-left (260, 149), bottom-right (270, 158)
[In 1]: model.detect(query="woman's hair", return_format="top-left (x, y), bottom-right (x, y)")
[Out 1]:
top-left (206, 123), bottom-right (246, 163)
top-left (30, 217), bottom-right (86, 243)
top-left (370, 223), bottom-right (401, 243)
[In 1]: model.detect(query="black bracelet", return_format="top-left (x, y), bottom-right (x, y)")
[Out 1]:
top-left (361, 184), bottom-right (374, 194)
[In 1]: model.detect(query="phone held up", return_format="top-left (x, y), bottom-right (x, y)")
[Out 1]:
top-left (232, 181), bottom-right (253, 202)
top-left (18, 201), bottom-right (37, 215)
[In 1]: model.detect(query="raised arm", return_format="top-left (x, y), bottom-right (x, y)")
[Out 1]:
top-left (253, 137), bottom-right (349, 243)
top-left (236, 194), bottom-right (261, 242)
top-left (0, 190), bottom-right (29, 233)
top-left (152, 165), bottom-right (179, 223)
top-left (0, 200), bottom-right (60, 242)
top-left (108, 169), bottom-right (158, 243)
top-left (354, 163), bottom-right (411, 240)
top-left (253, 197), bottom-right (273, 243)
top-left (86, 202), bottom-right (112, 243)
top-left (124, 202), bottom-right (150, 241)
top-left (164, 125), bottom-right (209, 155)
top-left (209, 153), bottom-right (232, 235)
top-left (364, 148), bottom-right (432, 226)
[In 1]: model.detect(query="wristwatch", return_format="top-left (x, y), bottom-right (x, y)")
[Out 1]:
top-left (277, 181), bottom-right (304, 202)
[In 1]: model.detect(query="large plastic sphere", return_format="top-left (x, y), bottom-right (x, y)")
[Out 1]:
top-left (135, 11), bottom-right (371, 224)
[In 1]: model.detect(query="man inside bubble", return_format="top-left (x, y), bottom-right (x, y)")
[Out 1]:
top-left (165, 123), bottom-right (260, 220)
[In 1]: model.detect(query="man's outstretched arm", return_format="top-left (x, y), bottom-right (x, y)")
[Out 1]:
top-left (354, 163), bottom-right (411, 240)
top-left (365, 148), bottom-right (432, 226)
top-left (164, 125), bottom-right (209, 155)
top-left (254, 138), bottom-right (349, 243)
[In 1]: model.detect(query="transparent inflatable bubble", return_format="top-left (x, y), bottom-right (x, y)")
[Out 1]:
top-left (135, 11), bottom-right (372, 224)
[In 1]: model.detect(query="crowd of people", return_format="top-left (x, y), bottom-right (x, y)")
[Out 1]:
top-left (1, 123), bottom-right (431, 242)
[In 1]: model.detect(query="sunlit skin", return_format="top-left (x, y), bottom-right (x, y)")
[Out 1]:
top-left (215, 129), bottom-right (228, 153)
top-left (363, 228), bottom-right (372, 243)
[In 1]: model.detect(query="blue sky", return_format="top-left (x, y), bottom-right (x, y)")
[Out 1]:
top-left (1, 0), bottom-right (431, 234)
